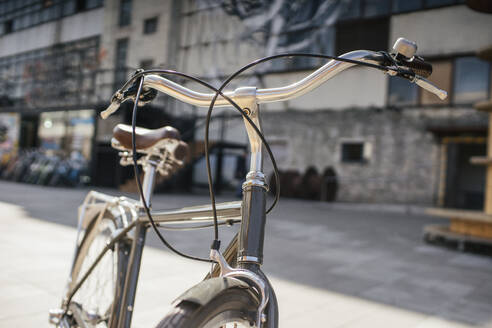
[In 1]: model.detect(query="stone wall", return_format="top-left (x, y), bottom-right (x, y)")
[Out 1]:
top-left (256, 108), bottom-right (486, 204)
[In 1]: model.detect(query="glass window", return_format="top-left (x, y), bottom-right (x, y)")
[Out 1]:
top-left (388, 76), bottom-right (418, 106)
top-left (393, 0), bottom-right (423, 13)
top-left (341, 142), bottom-right (365, 163)
top-left (339, 0), bottom-right (361, 20)
top-left (4, 20), bottom-right (13, 34)
top-left (63, 0), bottom-right (76, 15)
top-left (453, 57), bottom-right (490, 104)
top-left (143, 16), bottom-right (158, 34)
top-left (336, 17), bottom-right (389, 55)
top-left (421, 60), bottom-right (452, 105)
top-left (32, 11), bottom-right (41, 25)
top-left (114, 38), bottom-right (129, 85)
top-left (119, 0), bottom-right (132, 27)
top-left (425, 0), bottom-right (456, 7)
top-left (363, 0), bottom-right (391, 17)
top-left (86, 0), bottom-right (103, 9)
top-left (115, 38), bottom-right (128, 68)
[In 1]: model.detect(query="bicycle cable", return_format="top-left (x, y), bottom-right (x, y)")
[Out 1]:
top-left (204, 52), bottom-right (396, 244)
top-left (128, 68), bottom-right (288, 261)
top-left (123, 53), bottom-right (394, 261)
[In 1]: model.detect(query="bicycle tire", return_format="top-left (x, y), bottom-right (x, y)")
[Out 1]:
top-left (68, 211), bottom-right (127, 327)
top-left (155, 287), bottom-right (259, 328)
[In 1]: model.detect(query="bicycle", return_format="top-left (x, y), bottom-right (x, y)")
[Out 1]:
top-left (49, 37), bottom-right (447, 328)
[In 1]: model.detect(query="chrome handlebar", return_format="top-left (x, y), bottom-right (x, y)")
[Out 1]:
top-left (101, 48), bottom-right (448, 119)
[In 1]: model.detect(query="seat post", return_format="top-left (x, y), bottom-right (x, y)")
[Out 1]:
top-left (140, 160), bottom-right (158, 208)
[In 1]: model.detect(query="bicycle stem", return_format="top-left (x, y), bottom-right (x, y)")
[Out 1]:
top-left (233, 89), bottom-right (269, 266)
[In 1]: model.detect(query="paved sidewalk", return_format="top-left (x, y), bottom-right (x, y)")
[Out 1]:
top-left (1, 182), bottom-right (492, 327)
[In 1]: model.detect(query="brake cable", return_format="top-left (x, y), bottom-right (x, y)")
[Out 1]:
top-left (129, 69), bottom-right (289, 262)
top-left (125, 53), bottom-right (393, 262)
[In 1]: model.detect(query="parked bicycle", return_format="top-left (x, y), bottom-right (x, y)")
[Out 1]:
top-left (0, 149), bottom-right (90, 187)
top-left (49, 38), bottom-right (446, 328)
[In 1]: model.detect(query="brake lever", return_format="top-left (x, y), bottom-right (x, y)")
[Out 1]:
top-left (413, 76), bottom-right (448, 100)
top-left (100, 90), bottom-right (124, 119)
top-left (386, 65), bottom-right (447, 101)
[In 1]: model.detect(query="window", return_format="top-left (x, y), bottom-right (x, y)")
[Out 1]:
top-left (76, 0), bottom-right (87, 12)
top-left (143, 16), bottom-right (158, 34)
top-left (453, 57), bottom-right (490, 104)
top-left (0, 37), bottom-right (99, 109)
top-left (86, 0), bottom-right (102, 10)
top-left (0, 0), bottom-right (103, 35)
top-left (341, 142), bottom-right (366, 163)
top-left (388, 76), bottom-right (418, 106)
top-left (4, 20), bottom-right (13, 34)
top-left (339, 0), bottom-right (361, 20)
top-left (393, 0), bottom-right (423, 13)
top-left (363, 0), bottom-right (391, 17)
top-left (43, 0), bottom-right (55, 8)
top-left (63, 1), bottom-right (76, 15)
top-left (336, 17), bottom-right (389, 55)
top-left (114, 38), bottom-right (129, 85)
top-left (119, 0), bottom-right (132, 27)
top-left (425, 0), bottom-right (456, 7)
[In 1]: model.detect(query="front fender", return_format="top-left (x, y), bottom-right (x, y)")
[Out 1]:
top-left (173, 276), bottom-right (278, 328)
top-left (173, 277), bottom-right (250, 306)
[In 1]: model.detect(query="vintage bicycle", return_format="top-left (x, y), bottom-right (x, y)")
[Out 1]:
top-left (49, 38), bottom-right (447, 328)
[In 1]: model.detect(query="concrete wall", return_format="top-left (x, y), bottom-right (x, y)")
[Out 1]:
top-left (0, 8), bottom-right (103, 57)
top-left (391, 5), bottom-right (492, 56)
top-left (259, 107), bottom-right (487, 204)
top-left (261, 109), bottom-right (437, 204)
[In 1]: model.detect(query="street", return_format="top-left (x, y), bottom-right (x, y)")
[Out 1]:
top-left (1, 181), bottom-right (491, 327)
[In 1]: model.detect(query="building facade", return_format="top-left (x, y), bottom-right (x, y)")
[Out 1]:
top-left (0, 0), bottom-right (490, 208)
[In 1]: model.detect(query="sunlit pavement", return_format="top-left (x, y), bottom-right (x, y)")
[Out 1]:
top-left (1, 181), bottom-right (491, 327)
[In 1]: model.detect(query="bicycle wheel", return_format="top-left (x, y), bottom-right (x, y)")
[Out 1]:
top-left (68, 213), bottom-right (126, 327)
top-left (156, 288), bottom-right (259, 328)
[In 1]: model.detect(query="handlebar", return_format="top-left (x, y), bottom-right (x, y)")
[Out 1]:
top-left (101, 45), bottom-right (447, 119)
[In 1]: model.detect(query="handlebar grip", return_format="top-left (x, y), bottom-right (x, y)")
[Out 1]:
top-left (401, 57), bottom-right (432, 78)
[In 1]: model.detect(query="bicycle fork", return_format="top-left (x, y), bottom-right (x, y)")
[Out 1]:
top-left (214, 87), bottom-right (279, 328)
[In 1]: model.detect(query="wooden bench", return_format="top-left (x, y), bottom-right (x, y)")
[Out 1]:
top-left (426, 208), bottom-right (492, 239)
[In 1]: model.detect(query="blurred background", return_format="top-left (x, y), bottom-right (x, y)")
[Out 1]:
top-left (1, 1), bottom-right (492, 327)
top-left (0, 0), bottom-right (490, 208)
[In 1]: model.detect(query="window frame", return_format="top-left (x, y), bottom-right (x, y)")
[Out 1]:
top-left (0, 0), bottom-right (103, 36)
top-left (143, 16), bottom-right (158, 35)
top-left (118, 0), bottom-right (132, 27)
top-left (340, 141), bottom-right (368, 164)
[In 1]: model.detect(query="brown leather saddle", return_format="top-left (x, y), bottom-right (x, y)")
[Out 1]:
top-left (113, 124), bottom-right (181, 150)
